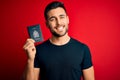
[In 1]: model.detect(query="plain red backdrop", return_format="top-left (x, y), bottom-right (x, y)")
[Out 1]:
top-left (0, 0), bottom-right (120, 80)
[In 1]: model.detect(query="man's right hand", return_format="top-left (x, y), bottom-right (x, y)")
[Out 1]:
top-left (23, 39), bottom-right (36, 61)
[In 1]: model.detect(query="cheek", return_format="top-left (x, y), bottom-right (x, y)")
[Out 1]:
top-left (63, 18), bottom-right (69, 24)
top-left (48, 23), bottom-right (55, 30)
top-left (63, 20), bottom-right (68, 25)
top-left (49, 21), bottom-right (56, 27)
top-left (65, 17), bottom-right (69, 24)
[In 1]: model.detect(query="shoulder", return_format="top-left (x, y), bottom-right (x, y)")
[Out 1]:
top-left (35, 39), bottom-right (50, 49)
top-left (70, 37), bottom-right (88, 48)
top-left (70, 37), bottom-right (90, 53)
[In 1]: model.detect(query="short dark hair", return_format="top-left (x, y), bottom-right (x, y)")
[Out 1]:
top-left (44, 1), bottom-right (67, 20)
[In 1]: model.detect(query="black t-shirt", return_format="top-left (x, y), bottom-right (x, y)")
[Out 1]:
top-left (34, 38), bottom-right (93, 80)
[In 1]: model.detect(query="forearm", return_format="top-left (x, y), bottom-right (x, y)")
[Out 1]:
top-left (22, 39), bottom-right (37, 80)
top-left (23, 59), bottom-right (35, 80)
top-left (82, 66), bottom-right (95, 80)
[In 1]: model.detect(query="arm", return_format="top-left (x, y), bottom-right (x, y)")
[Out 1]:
top-left (22, 39), bottom-right (40, 80)
top-left (22, 59), bottom-right (40, 80)
top-left (82, 66), bottom-right (95, 80)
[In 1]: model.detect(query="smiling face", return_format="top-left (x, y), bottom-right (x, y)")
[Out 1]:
top-left (46, 7), bottom-right (69, 37)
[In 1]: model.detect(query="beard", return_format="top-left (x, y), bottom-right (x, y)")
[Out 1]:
top-left (50, 27), bottom-right (68, 37)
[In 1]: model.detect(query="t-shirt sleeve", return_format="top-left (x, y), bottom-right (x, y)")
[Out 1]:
top-left (81, 44), bottom-right (93, 70)
top-left (34, 47), bottom-right (40, 68)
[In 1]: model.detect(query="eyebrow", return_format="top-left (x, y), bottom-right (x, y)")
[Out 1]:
top-left (48, 16), bottom-right (56, 20)
top-left (48, 14), bottom-right (66, 20)
top-left (59, 14), bottom-right (66, 17)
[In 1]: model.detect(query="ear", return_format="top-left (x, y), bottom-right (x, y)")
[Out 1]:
top-left (67, 15), bottom-right (69, 24)
top-left (45, 21), bottom-right (50, 28)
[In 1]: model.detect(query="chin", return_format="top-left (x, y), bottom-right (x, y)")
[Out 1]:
top-left (53, 32), bottom-right (67, 37)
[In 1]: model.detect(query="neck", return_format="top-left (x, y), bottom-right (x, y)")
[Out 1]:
top-left (49, 33), bottom-right (70, 45)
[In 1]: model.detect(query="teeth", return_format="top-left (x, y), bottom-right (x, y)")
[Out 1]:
top-left (57, 26), bottom-right (63, 31)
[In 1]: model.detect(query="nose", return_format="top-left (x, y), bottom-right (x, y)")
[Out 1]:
top-left (56, 18), bottom-right (61, 25)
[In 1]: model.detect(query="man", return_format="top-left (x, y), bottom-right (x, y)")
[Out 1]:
top-left (23, 1), bottom-right (95, 80)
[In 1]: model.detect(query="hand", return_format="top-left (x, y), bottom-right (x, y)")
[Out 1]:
top-left (23, 39), bottom-right (36, 61)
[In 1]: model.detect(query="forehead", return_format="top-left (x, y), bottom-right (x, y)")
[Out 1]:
top-left (47, 7), bottom-right (66, 17)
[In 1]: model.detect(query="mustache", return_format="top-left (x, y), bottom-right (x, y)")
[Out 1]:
top-left (54, 24), bottom-right (65, 28)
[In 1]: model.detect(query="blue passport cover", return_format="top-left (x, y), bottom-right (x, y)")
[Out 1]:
top-left (27, 24), bottom-right (44, 42)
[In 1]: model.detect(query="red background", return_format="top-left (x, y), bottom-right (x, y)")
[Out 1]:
top-left (0, 0), bottom-right (120, 80)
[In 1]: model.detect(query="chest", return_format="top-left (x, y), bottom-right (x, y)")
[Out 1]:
top-left (39, 46), bottom-right (84, 71)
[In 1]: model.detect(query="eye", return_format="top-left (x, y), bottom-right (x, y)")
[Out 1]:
top-left (49, 18), bottom-right (55, 21)
top-left (60, 16), bottom-right (65, 19)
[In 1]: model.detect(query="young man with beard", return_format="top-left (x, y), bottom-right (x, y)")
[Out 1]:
top-left (23, 1), bottom-right (95, 80)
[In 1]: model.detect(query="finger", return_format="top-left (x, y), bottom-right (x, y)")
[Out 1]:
top-left (23, 41), bottom-right (30, 50)
top-left (23, 41), bottom-right (34, 50)
top-left (27, 38), bottom-right (35, 43)
top-left (23, 38), bottom-right (35, 51)
top-left (24, 39), bottom-right (35, 47)
top-left (30, 39), bottom-right (35, 43)
top-left (24, 43), bottom-right (35, 51)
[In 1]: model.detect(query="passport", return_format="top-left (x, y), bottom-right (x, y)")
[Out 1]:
top-left (27, 24), bottom-right (44, 42)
